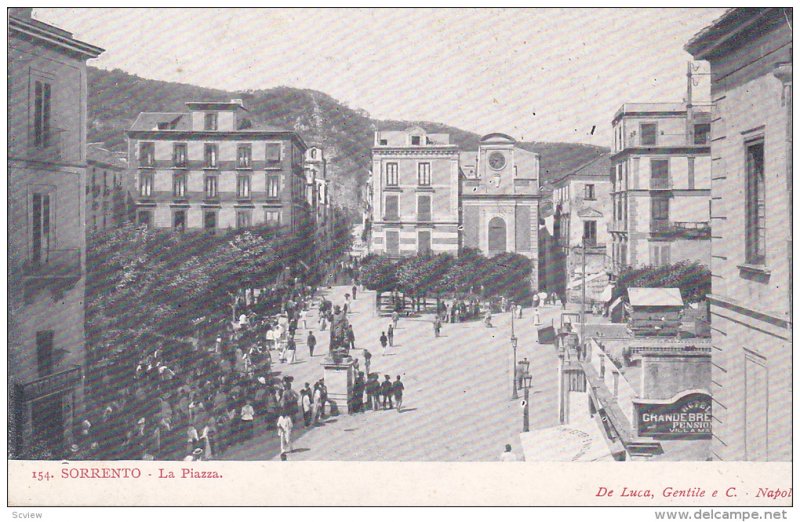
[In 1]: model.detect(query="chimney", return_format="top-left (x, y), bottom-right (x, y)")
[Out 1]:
top-left (9, 8), bottom-right (33, 19)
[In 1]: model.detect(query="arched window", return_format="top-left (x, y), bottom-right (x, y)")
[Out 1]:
top-left (488, 216), bottom-right (507, 255)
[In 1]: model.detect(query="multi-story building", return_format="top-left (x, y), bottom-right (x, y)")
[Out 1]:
top-left (127, 100), bottom-right (310, 233)
top-left (86, 143), bottom-right (132, 234)
top-left (550, 154), bottom-right (613, 302)
top-left (304, 146), bottom-right (334, 271)
top-left (8, 8), bottom-right (103, 457)
top-left (686, 7), bottom-right (792, 461)
top-left (459, 133), bottom-right (542, 289)
top-left (609, 64), bottom-right (713, 273)
top-left (369, 126), bottom-right (460, 256)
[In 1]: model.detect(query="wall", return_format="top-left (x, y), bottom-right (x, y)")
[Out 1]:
top-left (702, 18), bottom-right (792, 462)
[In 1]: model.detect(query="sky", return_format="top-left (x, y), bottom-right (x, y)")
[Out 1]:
top-left (35, 8), bottom-right (726, 148)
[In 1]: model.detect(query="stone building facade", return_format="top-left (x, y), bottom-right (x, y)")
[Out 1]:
top-left (369, 127), bottom-right (460, 257)
top-left (609, 64), bottom-right (713, 273)
top-left (8, 8), bottom-right (103, 457)
top-left (459, 133), bottom-right (542, 289)
top-left (686, 7), bottom-right (792, 461)
top-left (550, 154), bottom-right (613, 303)
top-left (86, 143), bottom-right (132, 234)
top-left (127, 100), bottom-right (310, 233)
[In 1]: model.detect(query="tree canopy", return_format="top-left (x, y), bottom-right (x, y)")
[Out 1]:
top-left (612, 261), bottom-right (711, 304)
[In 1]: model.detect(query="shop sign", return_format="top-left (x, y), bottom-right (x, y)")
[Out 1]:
top-left (635, 391), bottom-right (712, 438)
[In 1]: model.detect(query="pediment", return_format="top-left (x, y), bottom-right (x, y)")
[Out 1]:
top-left (577, 207), bottom-right (604, 218)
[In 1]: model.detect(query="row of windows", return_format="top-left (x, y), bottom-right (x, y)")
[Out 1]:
top-left (385, 162), bottom-right (432, 187)
top-left (137, 208), bottom-right (281, 230)
top-left (383, 194), bottom-right (432, 221)
top-left (553, 183), bottom-right (595, 203)
top-left (138, 142), bottom-right (281, 168)
top-left (139, 172), bottom-right (282, 199)
top-left (383, 230), bottom-right (432, 255)
top-left (615, 122), bottom-right (711, 149)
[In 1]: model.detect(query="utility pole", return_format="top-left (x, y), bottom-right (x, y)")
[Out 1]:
top-left (580, 238), bottom-right (586, 345)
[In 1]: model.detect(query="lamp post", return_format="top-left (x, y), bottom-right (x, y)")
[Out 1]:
top-left (522, 372), bottom-right (533, 433)
top-left (511, 311), bottom-right (518, 400)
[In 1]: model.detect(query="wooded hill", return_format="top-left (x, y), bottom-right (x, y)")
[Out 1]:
top-left (88, 66), bottom-right (608, 211)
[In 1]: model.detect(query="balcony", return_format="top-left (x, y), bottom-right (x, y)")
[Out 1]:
top-left (650, 221), bottom-right (710, 240)
top-left (608, 220), bottom-right (627, 233)
top-left (22, 248), bottom-right (82, 279)
top-left (649, 178), bottom-right (671, 190)
top-left (139, 156), bottom-right (155, 168)
top-left (27, 128), bottom-right (66, 163)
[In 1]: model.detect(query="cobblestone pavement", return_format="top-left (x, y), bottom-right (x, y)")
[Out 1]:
top-left (222, 286), bottom-right (565, 461)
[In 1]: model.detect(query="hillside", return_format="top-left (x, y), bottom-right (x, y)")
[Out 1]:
top-left (88, 67), bottom-right (608, 210)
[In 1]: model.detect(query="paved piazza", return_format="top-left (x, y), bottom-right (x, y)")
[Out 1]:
top-left (224, 285), bottom-right (565, 461)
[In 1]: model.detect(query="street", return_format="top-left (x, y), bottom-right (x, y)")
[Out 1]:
top-left (223, 285), bottom-right (564, 461)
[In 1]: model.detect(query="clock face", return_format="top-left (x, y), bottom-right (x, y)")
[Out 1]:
top-left (488, 151), bottom-right (506, 170)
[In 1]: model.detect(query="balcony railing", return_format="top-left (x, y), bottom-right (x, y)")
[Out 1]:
top-left (22, 248), bottom-right (82, 279)
top-left (650, 221), bottom-right (711, 239)
top-left (649, 177), bottom-right (671, 190)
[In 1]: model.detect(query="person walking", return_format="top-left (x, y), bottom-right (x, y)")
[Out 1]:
top-left (391, 310), bottom-right (399, 330)
top-left (379, 332), bottom-right (388, 354)
top-left (240, 400), bottom-right (255, 442)
top-left (434, 316), bottom-right (442, 338)
top-left (312, 383), bottom-right (323, 424)
top-left (365, 375), bottom-right (378, 411)
top-left (299, 308), bottom-right (308, 329)
top-left (347, 325), bottom-right (356, 350)
top-left (301, 390), bottom-right (312, 427)
top-left (318, 380), bottom-right (328, 418)
top-left (277, 413), bottom-right (293, 455)
top-left (286, 336), bottom-right (297, 364)
top-left (352, 284), bottom-right (358, 300)
top-left (534, 307), bottom-right (541, 326)
top-left (363, 349), bottom-right (372, 376)
top-left (392, 375), bottom-right (405, 412)
top-left (381, 375), bottom-right (393, 409)
top-left (307, 331), bottom-right (317, 357)
top-left (352, 372), bottom-right (365, 413)
top-left (387, 324), bottom-right (394, 347)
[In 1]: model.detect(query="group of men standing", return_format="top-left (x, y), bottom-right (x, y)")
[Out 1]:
top-left (350, 373), bottom-right (404, 413)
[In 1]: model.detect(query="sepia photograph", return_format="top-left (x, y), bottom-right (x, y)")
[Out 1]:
top-left (6, 6), bottom-right (793, 509)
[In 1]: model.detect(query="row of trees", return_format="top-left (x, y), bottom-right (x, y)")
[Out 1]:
top-left (359, 248), bottom-right (535, 306)
top-left (85, 209), bottom-right (354, 368)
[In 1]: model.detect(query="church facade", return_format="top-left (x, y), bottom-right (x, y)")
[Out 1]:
top-left (459, 133), bottom-right (542, 290)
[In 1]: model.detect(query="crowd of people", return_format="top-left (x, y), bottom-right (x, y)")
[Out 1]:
top-left (69, 281), bottom-right (348, 462)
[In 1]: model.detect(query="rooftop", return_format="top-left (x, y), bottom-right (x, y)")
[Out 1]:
top-left (550, 153), bottom-right (612, 187)
top-left (9, 9), bottom-right (104, 59)
top-left (87, 144), bottom-right (127, 169)
top-left (612, 102), bottom-right (687, 124)
top-left (627, 287), bottom-right (684, 307)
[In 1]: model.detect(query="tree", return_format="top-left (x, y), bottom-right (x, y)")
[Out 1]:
top-left (359, 254), bottom-right (397, 292)
top-left (613, 261), bottom-right (711, 304)
top-left (396, 253), bottom-right (454, 310)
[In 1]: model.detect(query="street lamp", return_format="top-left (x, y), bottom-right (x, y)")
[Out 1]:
top-left (522, 372), bottom-right (533, 432)
top-left (510, 330), bottom-right (519, 400)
